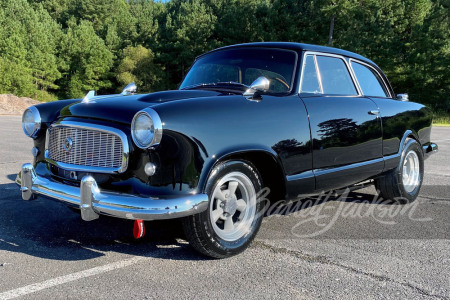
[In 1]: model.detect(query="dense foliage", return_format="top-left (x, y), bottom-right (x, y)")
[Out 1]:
top-left (0, 0), bottom-right (448, 110)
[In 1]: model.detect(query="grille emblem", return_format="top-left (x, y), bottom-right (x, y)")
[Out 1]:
top-left (63, 137), bottom-right (73, 151)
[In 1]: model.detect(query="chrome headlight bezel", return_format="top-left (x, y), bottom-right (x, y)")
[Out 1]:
top-left (22, 106), bottom-right (41, 139)
top-left (131, 108), bottom-right (163, 149)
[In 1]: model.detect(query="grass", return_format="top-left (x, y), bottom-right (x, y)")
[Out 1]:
top-left (432, 111), bottom-right (450, 126)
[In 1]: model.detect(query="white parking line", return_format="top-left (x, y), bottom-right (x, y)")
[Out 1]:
top-left (0, 256), bottom-right (146, 300)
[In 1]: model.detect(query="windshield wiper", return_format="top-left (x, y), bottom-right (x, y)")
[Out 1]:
top-left (181, 82), bottom-right (250, 91)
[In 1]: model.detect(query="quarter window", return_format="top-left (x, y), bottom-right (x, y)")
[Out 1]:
top-left (300, 55), bottom-right (321, 94)
top-left (315, 56), bottom-right (358, 95)
top-left (351, 61), bottom-right (388, 97)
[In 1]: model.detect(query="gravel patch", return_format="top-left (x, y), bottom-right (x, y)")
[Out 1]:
top-left (0, 94), bottom-right (40, 115)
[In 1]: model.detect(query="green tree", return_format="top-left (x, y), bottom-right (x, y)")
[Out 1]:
top-left (0, 2), bottom-right (33, 96)
top-left (68, 0), bottom-right (136, 46)
top-left (26, 3), bottom-right (62, 100)
top-left (0, 0), bottom-right (61, 100)
top-left (406, 0), bottom-right (450, 110)
top-left (129, 0), bottom-right (166, 49)
top-left (0, 0), bottom-right (447, 110)
top-left (29, 0), bottom-right (71, 21)
top-left (59, 19), bottom-right (114, 98)
top-left (158, 0), bottom-right (217, 88)
top-left (116, 45), bottom-right (161, 92)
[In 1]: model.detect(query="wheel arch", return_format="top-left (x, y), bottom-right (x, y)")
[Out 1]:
top-left (201, 150), bottom-right (287, 202)
top-left (383, 129), bottom-right (422, 172)
top-left (399, 129), bottom-right (421, 154)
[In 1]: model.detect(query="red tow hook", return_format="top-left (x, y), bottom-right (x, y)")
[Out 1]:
top-left (133, 219), bottom-right (145, 239)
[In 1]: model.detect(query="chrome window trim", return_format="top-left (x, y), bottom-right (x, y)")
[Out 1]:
top-left (44, 121), bottom-right (129, 174)
top-left (348, 58), bottom-right (392, 98)
top-left (185, 47), bottom-right (299, 93)
top-left (313, 54), bottom-right (324, 93)
top-left (298, 51), bottom-right (362, 96)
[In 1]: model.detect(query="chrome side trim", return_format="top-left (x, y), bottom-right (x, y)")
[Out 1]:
top-left (16, 164), bottom-right (209, 221)
top-left (286, 170), bottom-right (315, 182)
top-left (313, 157), bottom-right (385, 177)
top-left (45, 121), bottom-right (129, 174)
top-left (298, 51), bottom-right (362, 96)
top-left (348, 58), bottom-right (392, 98)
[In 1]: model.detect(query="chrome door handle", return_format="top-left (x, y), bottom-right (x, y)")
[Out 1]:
top-left (368, 110), bottom-right (380, 115)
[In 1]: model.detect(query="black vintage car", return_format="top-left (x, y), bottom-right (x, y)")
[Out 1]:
top-left (17, 42), bottom-right (437, 258)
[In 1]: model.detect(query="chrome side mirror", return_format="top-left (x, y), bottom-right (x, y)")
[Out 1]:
top-left (121, 82), bottom-right (137, 96)
top-left (244, 76), bottom-right (270, 98)
top-left (397, 93), bottom-right (409, 101)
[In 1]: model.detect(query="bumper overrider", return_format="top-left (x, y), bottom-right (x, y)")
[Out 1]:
top-left (423, 142), bottom-right (438, 159)
top-left (16, 163), bottom-right (208, 221)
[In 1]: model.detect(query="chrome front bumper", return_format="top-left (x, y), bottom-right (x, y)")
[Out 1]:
top-left (16, 163), bottom-right (208, 221)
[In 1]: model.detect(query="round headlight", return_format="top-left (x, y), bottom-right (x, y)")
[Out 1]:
top-left (22, 106), bottom-right (41, 138)
top-left (131, 108), bottom-right (163, 149)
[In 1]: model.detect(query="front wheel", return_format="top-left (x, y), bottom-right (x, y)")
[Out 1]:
top-left (375, 139), bottom-right (424, 204)
top-left (182, 160), bottom-right (264, 258)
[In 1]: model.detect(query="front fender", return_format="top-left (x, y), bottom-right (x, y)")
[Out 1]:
top-left (35, 99), bottom-right (80, 124)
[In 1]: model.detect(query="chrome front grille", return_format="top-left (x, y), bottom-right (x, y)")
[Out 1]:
top-left (45, 122), bottom-right (128, 173)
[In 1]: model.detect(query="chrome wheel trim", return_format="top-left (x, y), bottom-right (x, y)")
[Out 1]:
top-left (209, 172), bottom-right (256, 242)
top-left (402, 150), bottom-right (420, 193)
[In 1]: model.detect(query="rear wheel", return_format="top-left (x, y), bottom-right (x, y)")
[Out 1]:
top-left (182, 160), bottom-right (264, 258)
top-left (375, 139), bottom-right (424, 204)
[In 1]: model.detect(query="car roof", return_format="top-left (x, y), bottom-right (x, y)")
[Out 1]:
top-left (200, 42), bottom-right (379, 68)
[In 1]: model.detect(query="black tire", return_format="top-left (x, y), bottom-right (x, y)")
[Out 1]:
top-left (375, 139), bottom-right (424, 204)
top-left (182, 160), bottom-right (264, 258)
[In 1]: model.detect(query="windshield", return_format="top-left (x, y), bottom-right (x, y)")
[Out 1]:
top-left (180, 48), bottom-right (298, 93)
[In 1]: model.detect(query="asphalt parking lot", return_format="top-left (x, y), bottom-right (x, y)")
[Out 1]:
top-left (0, 115), bottom-right (449, 299)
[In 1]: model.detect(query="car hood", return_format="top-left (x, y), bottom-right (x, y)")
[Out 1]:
top-left (59, 90), bottom-right (222, 124)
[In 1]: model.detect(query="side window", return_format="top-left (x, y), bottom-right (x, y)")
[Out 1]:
top-left (300, 55), bottom-right (321, 94)
top-left (351, 62), bottom-right (388, 97)
top-left (315, 56), bottom-right (357, 95)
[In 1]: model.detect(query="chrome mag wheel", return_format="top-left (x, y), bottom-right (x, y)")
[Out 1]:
top-left (374, 139), bottom-right (423, 204)
top-left (183, 160), bottom-right (263, 258)
top-left (402, 150), bottom-right (420, 193)
top-left (209, 172), bottom-right (257, 241)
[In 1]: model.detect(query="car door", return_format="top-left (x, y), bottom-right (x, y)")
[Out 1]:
top-left (348, 58), bottom-right (398, 165)
top-left (299, 52), bottom-right (383, 191)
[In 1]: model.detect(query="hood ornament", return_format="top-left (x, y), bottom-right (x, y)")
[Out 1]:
top-left (121, 82), bottom-right (137, 96)
top-left (82, 90), bottom-right (96, 103)
top-left (81, 82), bottom-right (137, 103)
